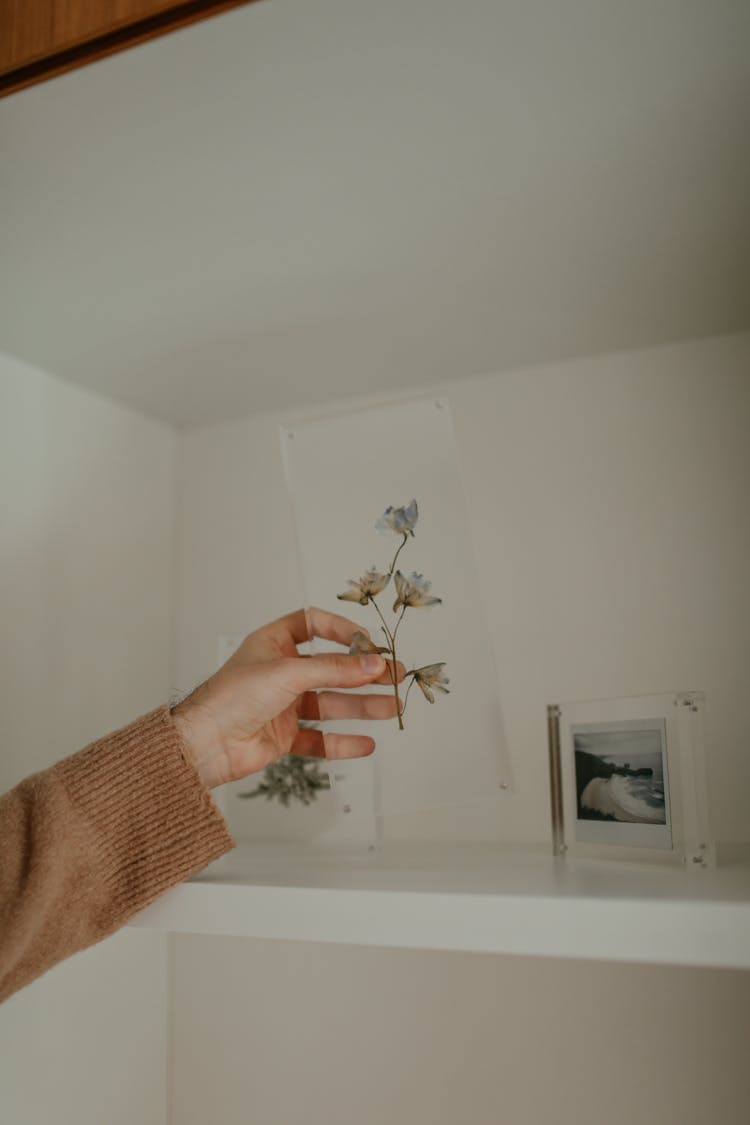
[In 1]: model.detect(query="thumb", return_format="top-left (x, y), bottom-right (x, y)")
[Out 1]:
top-left (278, 652), bottom-right (387, 695)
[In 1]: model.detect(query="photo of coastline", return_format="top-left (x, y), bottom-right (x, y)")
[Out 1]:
top-left (573, 722), bottom-right (669, 826)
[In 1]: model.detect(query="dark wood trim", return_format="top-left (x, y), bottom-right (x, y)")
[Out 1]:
top-left (0, 0), bottom-right (261, 98)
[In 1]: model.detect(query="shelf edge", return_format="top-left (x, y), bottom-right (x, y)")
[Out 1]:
top-left (129, 882), bottom-right (750, 970)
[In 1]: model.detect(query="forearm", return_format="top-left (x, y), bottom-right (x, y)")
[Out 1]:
top-left (0, 706), bottom-right (234, 1003)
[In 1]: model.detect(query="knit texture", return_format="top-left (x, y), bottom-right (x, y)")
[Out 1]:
top-left (0, 705), bottom-right (235, 1002)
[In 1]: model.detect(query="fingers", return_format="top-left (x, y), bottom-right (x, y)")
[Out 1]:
top-left (299, 691), bottom-right (402, 722)
top-left (273, 607), bottom-right (376, 649)
top-left (276, 608), bottom-right (314, 646)
top-left (375, 659), bottom-right (407, 686)
top-left (306, 607), bottom-right (372, 648)
top-left (291, 727), bottom-right (376, 760)
top-left (278, 651), bottom-right (390, 695)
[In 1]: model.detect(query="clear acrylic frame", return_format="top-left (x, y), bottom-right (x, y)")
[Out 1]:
top-left (278, 396), bottom-right (512, 847)
top-left (548, 691), bottom-right (715, 868)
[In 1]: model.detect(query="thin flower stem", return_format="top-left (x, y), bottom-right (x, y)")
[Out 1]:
top-left (392, 648), bottom-right (404, 732)
top-left (388, 533), bottom-right (409, 576)
top-left (385, 540), bottom-right (408, 728)
top-left (400, 674), bottom-right (416, 718)
top-left (367, 594), bottom-right (403, 730)
top-left (388, 607), bottom-right (408, 728)
top-left (392, 605), bottom-right (407, 647)
top-left (368, 595), bottom-right (394, 649)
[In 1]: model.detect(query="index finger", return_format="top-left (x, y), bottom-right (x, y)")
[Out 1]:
top-left (280, 607), bottom-right (373, 649)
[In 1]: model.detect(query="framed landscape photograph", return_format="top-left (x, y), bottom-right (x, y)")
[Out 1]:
top-left (571, 718), bottom-right (672, 850)
top-left (548, 692), bottom-right (714, 867)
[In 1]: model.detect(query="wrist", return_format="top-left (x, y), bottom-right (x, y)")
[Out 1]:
top-left (170, 692), bottom-right (218, 789)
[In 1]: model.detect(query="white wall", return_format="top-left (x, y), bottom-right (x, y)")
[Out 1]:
top-left (0, 353), bottom-right (176, 1125)
top-left (170, 333), bottom-right (750, 1124)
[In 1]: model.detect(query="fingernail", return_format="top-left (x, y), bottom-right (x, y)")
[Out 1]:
top-left (360, 654), bottom-right (385, 674)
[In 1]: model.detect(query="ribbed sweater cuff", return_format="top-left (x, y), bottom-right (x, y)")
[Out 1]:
top-left (55, 705), bottom-right (235, 928)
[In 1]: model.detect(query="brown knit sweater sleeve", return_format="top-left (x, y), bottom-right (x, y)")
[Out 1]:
top-left (0, 705), bottom-right (235, 1003)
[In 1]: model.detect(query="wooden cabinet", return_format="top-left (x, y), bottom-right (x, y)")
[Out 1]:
top-left (0, 0), bottom-right (257, 96)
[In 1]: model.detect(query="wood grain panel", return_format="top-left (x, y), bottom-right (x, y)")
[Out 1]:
top-left (0, 2), bottom-right (56, 72)
top-left (0, 0), bottom-right (260, 97)
top-left (53, 3), bottom-right (182, 56)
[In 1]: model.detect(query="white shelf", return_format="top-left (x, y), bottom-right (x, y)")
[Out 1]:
top-left (129, 842), bottom-right (750, 969)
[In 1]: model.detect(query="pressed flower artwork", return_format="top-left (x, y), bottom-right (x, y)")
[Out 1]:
top-left (338, 499), bottom-right (449, 730)
top-left (240, 499), bottom-right (450, 806)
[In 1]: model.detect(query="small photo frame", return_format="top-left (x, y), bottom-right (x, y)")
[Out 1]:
top-left (548, 692), bottom-right (714, 867)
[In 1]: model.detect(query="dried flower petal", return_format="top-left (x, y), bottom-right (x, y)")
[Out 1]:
top-left (412, 663), bottom-right (450, 704)
top-left (376, 500), bottom-right (418, 538)
top-left (337, 567), bottom-right (390, 605)
top-left (392, 570), bottom-right (442, 611)
top-left (349, 630), bottom-right (390, 656)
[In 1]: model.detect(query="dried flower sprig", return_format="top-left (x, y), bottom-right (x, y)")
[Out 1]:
top-left (338, 500), bottom-right (448, 731)
top-left (238, 501), bottom-right (448, 807)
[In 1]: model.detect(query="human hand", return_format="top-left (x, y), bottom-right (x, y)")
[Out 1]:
top-left (171, 608), bottom-right (404, 789)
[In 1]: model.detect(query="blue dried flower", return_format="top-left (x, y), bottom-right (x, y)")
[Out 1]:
top-left (376, 499), bottom-right (418, 538)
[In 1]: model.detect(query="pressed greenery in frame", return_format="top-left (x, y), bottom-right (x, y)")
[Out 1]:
top-left (240, 500), bottom-right (449, 805)
top-left (239, 750), bottom-right (331, 807)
